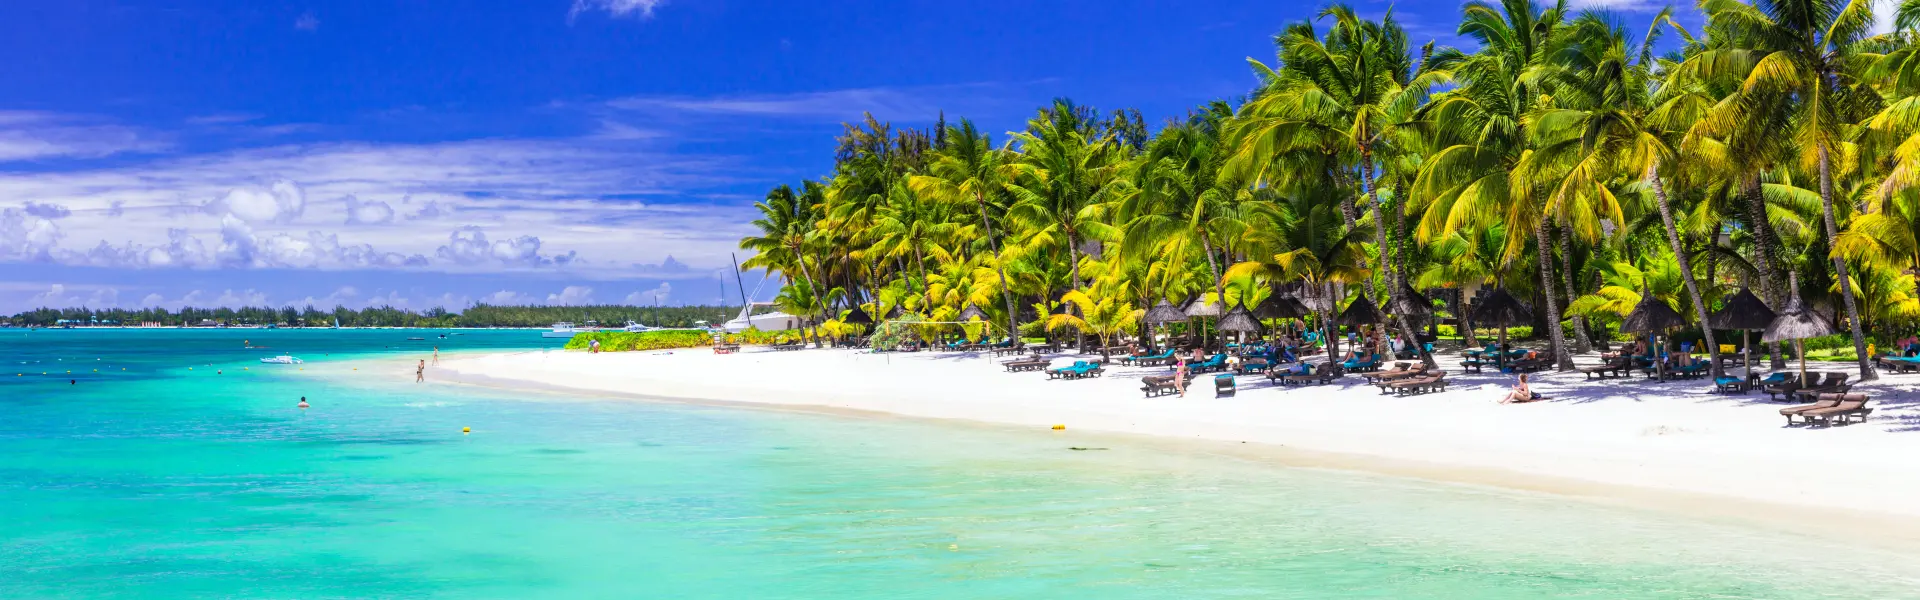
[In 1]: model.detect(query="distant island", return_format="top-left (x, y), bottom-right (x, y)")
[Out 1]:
top-left (3, 304), bottom-right (738, 329)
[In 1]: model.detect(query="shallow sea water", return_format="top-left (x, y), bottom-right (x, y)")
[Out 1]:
top-left (5, 328), bottom-right (1920, 598)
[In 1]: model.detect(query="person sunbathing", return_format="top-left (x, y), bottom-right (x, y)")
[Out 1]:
top-left (1502, 373), bottom-right (1544, 404)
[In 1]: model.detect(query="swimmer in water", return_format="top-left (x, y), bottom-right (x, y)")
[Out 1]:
top-left (298, 396), bottom-right (309, 409)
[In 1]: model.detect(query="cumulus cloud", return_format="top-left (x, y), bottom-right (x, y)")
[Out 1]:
top-left (436, 226), bottom-right (578, 268)
top-left (569, 0), bottom-right (665, 20)
top-left (342, 195), bottom-right (395, 225)
top-left (25, 284), bottom-right (119, 309)
top-left (405, 199), bottom-right (455, 220)
top-left (0, 207), bottom-right (65, 261)
top-left (211, 180), bottom-right (306, 223)
top-left (546, 285), bottom-right (595, 306)
top-left (624, 281), bottom-right (671, 305)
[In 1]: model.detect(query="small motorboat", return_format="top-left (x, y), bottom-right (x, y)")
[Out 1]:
top-left (407, 337), bottom-right (426, 341)
top-left (260, 355), bottom-right (304, 364)
top-left (543, 322), bottom-right (581, 338)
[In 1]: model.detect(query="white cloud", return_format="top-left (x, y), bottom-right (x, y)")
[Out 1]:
top-left (211, 180), bottom-right (306, 223)
top-left (435, 226), bottom-right (577, 267)
top-left (0, 111), bottom-right (166, 162)
top-left (546, 285), bottom-right (595, 306)
top-left (0, 208), bottom-right (65, 261)
top-left (480, 290), bottom-right (536, 305)
top-left (22, 202), bottom-right (71, 219)
top-left (624, 281), bottom-right (671, 305)
top-left (25, 284), bottom-right (119, 309)
top-left (343, 195), bottom-right (395, 225)
top-left (569, 0), bottom-right (665, 20)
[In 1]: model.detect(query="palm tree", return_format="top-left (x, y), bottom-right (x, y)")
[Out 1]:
top-left (1413, 0), bottom-right (1577, 369)
top-left (1045, 288), bottom-right (1146, 362)
top-left (741, 184), bottom-right (824, 323)
top-left (911, 120), bottom-right (1022, 342)
top-left (1006, 100), bottom-right (1130, 349)
top-left (1231, 4), bottom-right (1445, 365)
top-left (1689, 0), bottom-right (1881, 379)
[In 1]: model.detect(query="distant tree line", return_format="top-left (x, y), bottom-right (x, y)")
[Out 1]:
top-left (3, 304), bottom-right (739, 328)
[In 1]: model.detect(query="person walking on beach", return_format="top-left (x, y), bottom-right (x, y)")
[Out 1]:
top-left (1174, 357), bottom-right (1189, 398)
top-left (416, 360), bottom-right (426, 383)
top-left (432, 347), bottom-right (439, 365)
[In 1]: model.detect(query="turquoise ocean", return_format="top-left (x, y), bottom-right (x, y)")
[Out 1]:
top-left (5, 328), bottom-right (1920, 598)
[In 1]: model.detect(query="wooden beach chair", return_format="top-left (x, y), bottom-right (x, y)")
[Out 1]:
top-left (1797, 393), bottom-right (1872, 426)
top-left (1779, 394), bottom-right (1845, 425)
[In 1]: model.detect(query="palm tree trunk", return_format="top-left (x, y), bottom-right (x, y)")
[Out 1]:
top-left (1066, 231), bottom-right (1086, 352)
top-left (1200, 233), bottom-right (1227, 353)
top-left (1360, 153), bottom-right (1432, 367)
top-left (1817, 143), bottom-right (1876, 381)
top-left (1554, 224), bottom-right (1592, 354)
top-left (1533, 220), bottom-right (1574, 370)
top-left (912, 245), bottom-right (931, 307)
top-left (1743, 175), bottom-right (1788, 369)
top-left (792, 252), bottom-right (826, 348)
top-left (977, 194), bottom-right (1021, 345)
top-left (1648, 161), bottom-right (1721, 378)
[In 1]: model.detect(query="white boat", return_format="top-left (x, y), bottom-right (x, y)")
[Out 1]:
top-left (622, 320), bottom-right (657, 333)
top-left (722, 302), bottom-right (802, 333)
top-left (259, 355), bottom-right (303, 364)
top-left (543, 322), bottom-right (582, 338)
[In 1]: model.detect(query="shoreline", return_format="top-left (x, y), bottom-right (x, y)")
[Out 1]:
top-left (413, 346), bottom-right (1920, 545)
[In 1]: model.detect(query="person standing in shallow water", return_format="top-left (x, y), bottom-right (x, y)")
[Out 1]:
top-left (298, 397), bottom-right (309, 409)
top-left (416, 360), bottom-right (426, 383)
top-left (432, 347), bottom-right (439, 365)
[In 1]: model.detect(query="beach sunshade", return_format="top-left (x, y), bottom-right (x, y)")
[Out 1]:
top-left (843, 306), bottom-right (875, 325)
top-left (1390, 282), bottom-right (1434, 319)
top-left (957, 304), bottom-right (987, 322)
top-left (1297, 282), bottom-right (1340, 314)
top-left (883, 305), bottom-right (903, 320)
top-left (1762, 274), bottom-right (1833, 381)
top-left (1707, 287), bottom-right (1776, 331)
top-left (1217, 303), bottom-right (1262, 333)
top-left (1145, 299), bottom-right (1188, 324)
top-left (1469, 288), bottom-right (1533, 327)
top-left (1184, 296), bottom-right (1223, 318)
top-left (1255, 296), bottom-right (1307, 320)
top-left (1619, 293), bottom-right (1686, 334)
top-left (1336, 295), bottom-right (1385, 326)
top-left (1761, 289), bottom-right (1833, 344)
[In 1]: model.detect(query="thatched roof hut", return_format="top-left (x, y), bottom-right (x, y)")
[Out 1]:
top-left (1217, 303), bottom-right (1263, 333)
top-left (1144, 298), bottom-right (1188, 324)
top-left (1337, 295), bottom-right (1385, 326)
top-left (1620, 294), bottom-right (1686, 334)
top-left (1707, 288), bottom-right (1775, 331)
top-left (1469, 288), bottom-right (1532, 327)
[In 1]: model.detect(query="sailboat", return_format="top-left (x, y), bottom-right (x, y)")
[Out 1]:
top-left (720, 253), bottom-right (800, 332)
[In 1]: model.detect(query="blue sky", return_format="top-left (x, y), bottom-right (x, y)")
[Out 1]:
top-left (0, 0), bottom-right (1705, 313)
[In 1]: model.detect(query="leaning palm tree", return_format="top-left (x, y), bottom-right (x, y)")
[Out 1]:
top-left (740, 183), bottom-right (825, 319)
top-left (911, 120), bottom-right (1023, 342)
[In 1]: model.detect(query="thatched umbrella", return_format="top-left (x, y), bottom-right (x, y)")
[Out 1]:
top-left (1145, 298), bottom-right (1187, 324)
top-left (1762, 274), bottom-right (1833, 384)
top-left (1391, 282), bottom-right (1434, 321)
top-left (1184, 296), bottom-right (1223, 318)
top-left (1620, 289), bottom-right (1687, 380)
top-left (1337, 295), bottom-right (1384, 325)
top-left (843, 306), bottom-right (875, 326)
top-left (1470, 288), bottom-right (1533, 367)
top-left (957, 304), bottom-right (987, 322)
top-left (1707, 287), bottom-right (1776, 381)
top-left (1218, 302), bottom-right (1262, 334)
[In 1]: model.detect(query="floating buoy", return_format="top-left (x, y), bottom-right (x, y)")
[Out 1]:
top-left (1051, 424), bottom-right (1065, 430)
top-left (462, 427), bottom-right (471, 434)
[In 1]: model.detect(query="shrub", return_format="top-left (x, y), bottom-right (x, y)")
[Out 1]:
top-left (565, 330), bottom-right (712, 352)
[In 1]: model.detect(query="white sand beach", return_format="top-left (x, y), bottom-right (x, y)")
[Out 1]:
top-left (430, 346), bottom-right (1920, 533)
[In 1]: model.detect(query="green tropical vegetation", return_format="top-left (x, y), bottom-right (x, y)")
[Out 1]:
top-left (739, 0), bottom-right (1920, 380)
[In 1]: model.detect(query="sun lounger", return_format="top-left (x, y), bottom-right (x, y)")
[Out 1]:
top-left (1140, 374), bottom-right (1185, 397)
top-left (1188, 354), bottom-right (1228, 374)
top-left (1121, 348), bottom-right (1175, 366)
top-left (1790, 373), bottom-right (1849, 402)
top-left (1798, 393), bottom-right (1872, 426)
top-left (1361, 363), bottom-right (1412, 384)
top-left (1280, 363), bottom-right (1338, 386)
top-left (1580, 357), bottom-right (1632, 380)
top-left (1046, 360), bottom-right (1104, 380)
top-left (1003, 356), bottom-right (1050, 372)
top-left (1214, 374), bottom-right (1237, 397)
top-left (1779, 394), bottom-right (1845, 425)
top-left (1389, 372), bottom-right (1448, 396)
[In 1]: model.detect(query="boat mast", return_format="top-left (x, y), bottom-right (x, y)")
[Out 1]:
top-left (731, 252), bottom-right (752, 328)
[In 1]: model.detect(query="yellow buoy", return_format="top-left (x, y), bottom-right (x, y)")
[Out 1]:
top-left (1051, 424), bottom-right (1065, 430)
top-left (462, 427), bottom-right (472, 434)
